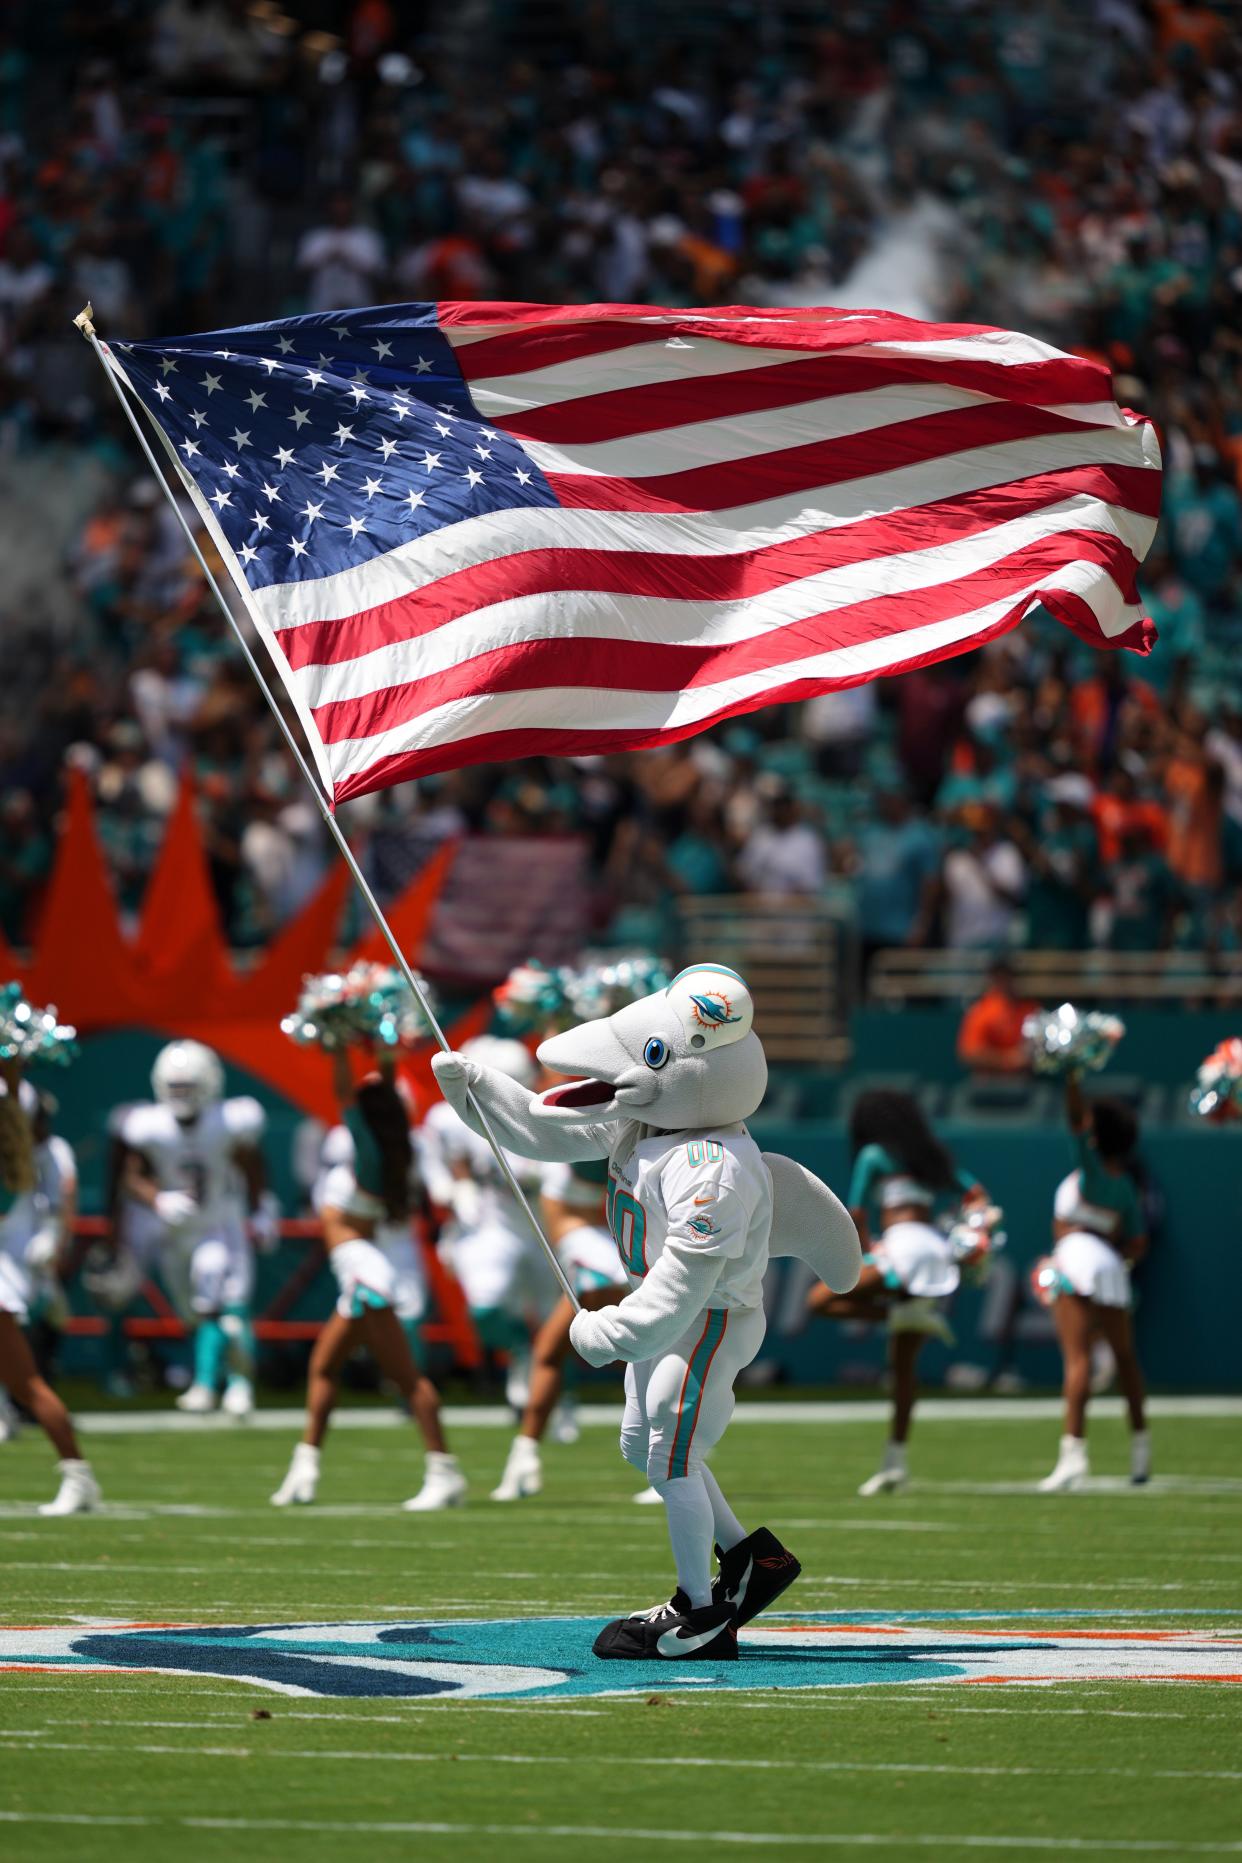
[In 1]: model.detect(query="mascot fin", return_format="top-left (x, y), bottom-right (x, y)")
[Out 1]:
top-left (763, 1153), bottom-right (862, 1292)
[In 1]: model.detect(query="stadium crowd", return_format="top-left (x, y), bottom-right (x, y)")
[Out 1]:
top-left (1, 0), bottom-right (1241, 971)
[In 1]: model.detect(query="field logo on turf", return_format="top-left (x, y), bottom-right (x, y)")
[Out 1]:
top-left (2, 1615), bottom-right (1240, 1699)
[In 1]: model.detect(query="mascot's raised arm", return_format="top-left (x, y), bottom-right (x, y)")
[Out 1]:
top-left (432, 964), bottom-right (861, 1664)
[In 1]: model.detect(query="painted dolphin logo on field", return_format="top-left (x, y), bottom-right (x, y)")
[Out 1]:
top-left (0, 1615), bottom-right (1237, 1700)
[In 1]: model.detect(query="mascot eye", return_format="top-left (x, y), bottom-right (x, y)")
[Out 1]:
top-left (643, 1036), bottom-right (670, 1070)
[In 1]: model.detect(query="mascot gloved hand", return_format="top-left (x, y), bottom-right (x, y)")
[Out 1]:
top-left (431, 964), bottom-right (860, 1663)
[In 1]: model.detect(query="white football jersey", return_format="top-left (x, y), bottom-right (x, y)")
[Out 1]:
top-left (119, 1098), bottom-right (265, 1231)
top-left (418, 1098), bottom-right (536, 1240)
top-left (605, 1120), bottom-right (772, 1312)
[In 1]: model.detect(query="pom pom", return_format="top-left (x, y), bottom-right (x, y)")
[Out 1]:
top-left (1023, 1002), bottom-right (1125, 1076)
top-left (492, 960), bottom-right (573, 1036)
top-left (281, 963), bottom-right (436, 1052)
top-left (0, 981), bottom-right (78, 1068)
top-left (1030, 1255), bottom-right (1069, 1309)
top-left (566, 953), bottom-right (672, 1021)
top-left (944, 1204), bottom-right (1007, 1284)
top-left (1189, 1038), bottom-right (1242, 1122)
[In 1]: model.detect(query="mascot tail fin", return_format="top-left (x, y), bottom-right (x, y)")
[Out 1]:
top-left (763, 1153), bottom-right (862, 1293)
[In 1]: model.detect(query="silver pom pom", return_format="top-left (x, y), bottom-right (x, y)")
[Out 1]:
top-left (1023, 1002), bottom-right (1125, 1075)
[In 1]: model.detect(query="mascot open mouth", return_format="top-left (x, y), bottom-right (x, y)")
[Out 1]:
top-left (539, 1077), bottom-right (617, 1110)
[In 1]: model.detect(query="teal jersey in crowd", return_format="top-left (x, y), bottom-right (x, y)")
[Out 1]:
top-left (344, 1105), bottom-right (386, 1204)
top-left (848, 1142), bottom-right (977, 1234)
top-left (1026, 819), bottom-right (1096, 949)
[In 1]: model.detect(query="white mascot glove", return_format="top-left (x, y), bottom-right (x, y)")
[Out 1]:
top-left (25, 1226), bottom-right (59, 1271)
top-left (430, 1050), bottom-right (476, 1118)
top-left (569, 1307), bottom-right (615, 1368)
top-left (154, 1189), bottom-right (197, 1231)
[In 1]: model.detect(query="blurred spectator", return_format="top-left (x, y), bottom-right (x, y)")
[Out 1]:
top-left (1015, 778), bottom-right (1098, 951)
top-left (736, 785), bottom-right (826, 897)
top-left (297, 193), bottom-right (386, 314)
top-left (939, 805), bottom-right (1026, 951)
top-left (957, 958), bottom-right (1038, 1076)
top-left (847, 786), bottom-right (940, 968)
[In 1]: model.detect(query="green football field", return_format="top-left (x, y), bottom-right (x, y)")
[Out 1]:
top-left (1, 1400), bottom-right (1240, 1862)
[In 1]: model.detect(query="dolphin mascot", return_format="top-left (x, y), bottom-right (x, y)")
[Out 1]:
top-left (433, 962), bottom-right (860, 1660)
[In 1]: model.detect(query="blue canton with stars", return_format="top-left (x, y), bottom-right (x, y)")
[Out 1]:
top-left (110, 305), bottom-right (559, 592)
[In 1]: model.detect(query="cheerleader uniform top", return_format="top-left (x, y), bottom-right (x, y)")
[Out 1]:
top-left (1053, 1132), bottom-right (1143, 1254)
top-left (847, 1143), bottom-right (977, 1234)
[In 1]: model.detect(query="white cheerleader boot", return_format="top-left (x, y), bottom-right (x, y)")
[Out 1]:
top-left (550, 1396), bottom-right (579, 1444)
top-left (1130, 1430), bottom-right (1152, 1486)
top-left (0, 1392), bottom-right (20, 1442)
top-left (858, 1442), bottom-right (908, 1497)
top-left (175, 1383), bottom-right (217, 1414)
top-left (271, 1443), bottom-right (320, 1506)
top-left (403, 1452), bottom-right (467, 1512)
top-left (39, 1459), bottom-right (101, 1516)
top-left (221, 1376), bottom-right (254, 1420)
top-left (491, 1435), bottom-right (542, 1501)
top-left (1038, 1435), bottom-right (1088, 1492)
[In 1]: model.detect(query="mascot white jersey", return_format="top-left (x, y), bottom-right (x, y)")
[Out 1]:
top-left (432, 963), bottom-right (860, 1664)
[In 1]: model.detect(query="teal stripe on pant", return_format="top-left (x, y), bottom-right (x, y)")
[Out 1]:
top-left (667, 1310), bottom-right (728, 1480)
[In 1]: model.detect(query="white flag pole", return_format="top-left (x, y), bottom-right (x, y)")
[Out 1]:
top-left (75, 306), bottom-right (581, 1311)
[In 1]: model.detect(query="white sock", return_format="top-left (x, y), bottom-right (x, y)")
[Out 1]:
top-left (700, 1465), bottom-right (747, 1553)
top-left (883, 1440), bottom-right (908, 1471)
top-left (653, 1472), bottom-right (715, 1608)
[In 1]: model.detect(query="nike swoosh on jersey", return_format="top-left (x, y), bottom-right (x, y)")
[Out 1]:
top-left (656, 1623), bottom-right (729, 1657)
top-left (726, 1556), bottom-right (754, 1608)
top-left (693, 1196), bottom-right (716, 1205)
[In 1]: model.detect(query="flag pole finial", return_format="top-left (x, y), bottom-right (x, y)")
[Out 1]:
top-left (72, 304), bottom-right (96, 337)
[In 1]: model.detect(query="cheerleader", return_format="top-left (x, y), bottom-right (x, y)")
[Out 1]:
top-left (1038, 1073), bottom-right (1149, 1492)
top-left (270, 1051), bottom-right (465, 1512)
top-left (490, 1158), bottom-right (631, 1501)
top-left (809, 1089), bottom-right (988, 1496)
top-left (0, 1061), bottom-right (100, 1513)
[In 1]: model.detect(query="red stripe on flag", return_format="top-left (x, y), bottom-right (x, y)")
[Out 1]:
top-left (275, 464), bottom-right (1158, 676)
top-left (543, 403), bottom-right (1135, 515)
top-left (308, 528), bottom-right (1139, 749)
top-left (328, 606), bottom-right (1061, 801)
top-left (494, 353), bottom-right (1111, 446)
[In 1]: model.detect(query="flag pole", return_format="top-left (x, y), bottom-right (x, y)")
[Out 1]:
top-left (74, 306), bottom-right (581, 1312)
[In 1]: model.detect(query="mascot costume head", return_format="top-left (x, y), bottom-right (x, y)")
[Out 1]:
top-left (535, 964), bottom-right (767, 1133)
top-left (521, 963), bottom-right (860, 1294)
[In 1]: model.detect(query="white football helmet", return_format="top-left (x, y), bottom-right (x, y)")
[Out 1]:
top-left (151, 1040), bottom-right (224, 1120)
top-left (461, 1035), bottom-right (537, 1089)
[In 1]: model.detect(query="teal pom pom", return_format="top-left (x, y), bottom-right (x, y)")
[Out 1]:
top-left (281, 963), bottom-right (436, 1052)
top-left (0, 981), bottom-right (78, 1067)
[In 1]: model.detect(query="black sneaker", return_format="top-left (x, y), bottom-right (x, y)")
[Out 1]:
top-left (712, 1527), bottom-right (801, 1627)
top-left (592, 1589), bottom-right (739, 1661)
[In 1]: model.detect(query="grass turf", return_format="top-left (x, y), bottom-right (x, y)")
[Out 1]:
top-left (0, 1406), bottom-right (1239, 1861)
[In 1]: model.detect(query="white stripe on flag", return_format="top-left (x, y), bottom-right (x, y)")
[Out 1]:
top-left (291, 496), bottom-right (1153, 710)
top-left (325, 572), bottom-right (1144, 784)
top-left (253, 425), bottom-right (1160, 633)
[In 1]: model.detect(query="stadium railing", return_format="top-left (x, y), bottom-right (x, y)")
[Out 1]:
top-left (868, 949), bottom-right (1242, 1006)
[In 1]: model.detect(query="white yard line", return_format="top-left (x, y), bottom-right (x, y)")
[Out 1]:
top-left (63, 1395), bottom-right (1242, 1435)
top-left (2, 1736), bottom-right (1240, 1785)
top-left (0, 1812), bottom-right (1238, 1851)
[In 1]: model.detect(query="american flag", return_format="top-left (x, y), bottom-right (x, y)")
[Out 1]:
top-left (104, 302), bottom-right (1162, 807)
